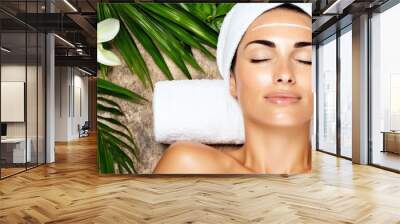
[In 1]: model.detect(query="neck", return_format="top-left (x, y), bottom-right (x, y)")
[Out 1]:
top-left (241, 120), bottom-right (311, 174)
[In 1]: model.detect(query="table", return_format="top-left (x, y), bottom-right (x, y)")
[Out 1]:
top-left (381, 131), bottom-right (400, 154)
top-left (1, 138), bottom-right (32, 163)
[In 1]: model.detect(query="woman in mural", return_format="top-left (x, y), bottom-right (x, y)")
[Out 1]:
top-left (153, 3), bottom-right (313, 174)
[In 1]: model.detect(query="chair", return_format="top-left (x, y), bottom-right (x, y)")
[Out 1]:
top-left (78, 121), bottom-right (90, 138)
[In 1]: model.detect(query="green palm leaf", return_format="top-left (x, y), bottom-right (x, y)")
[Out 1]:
top-left (100, 4), bottom-right (153, 89)
top-left (97, 115), bottom-right (133, 138)
top-left (107, 139), bottom-right (137, 173)
top-left (101, 128), bottom-right (139, 159)
top-left (96, 3), bottom-right (234, 174)
top-left (143, 7), bottom-right (215, 60)
top-left (98, 96), bottom-right (123, 112)
top-left (97, 133), bottom-right (115, 173)
top-left (97, 78), bottom-right (147, 104)
top-left (97, 77), bottom-right (146, 174)
top-left (98, 129), bottom-right (138, 174)
top-left (137, 5), bottom-right (205, 74)
top-left (98, 63), bottom-right (108, 79)
top-left (215, 3), bottom-right (235, 18)
top-left (117, 13), bottom-right (174, 81)
top-left (97, 103), bottom-right (124, 116)
top-left (113, 4), bottom-right (193, 79)
top-left (178, 3), bottom-right (216, 23)
top-left (142, 3), bottom-right (218, 48)
top-left (98, 121), bottom-right (136, 151)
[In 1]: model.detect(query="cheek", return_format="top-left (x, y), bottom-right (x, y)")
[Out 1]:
top-left (297, 66), bottom-right (313, 92)
top-left (235, 64), bottom-right (273, 98)
top-left (297, 73), bottom-right (314, 118)
top-left (294, 65), bottom-right (312, 84)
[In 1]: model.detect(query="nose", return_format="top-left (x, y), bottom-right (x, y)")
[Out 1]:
top-left (273, 61), bottom-right (296, 85)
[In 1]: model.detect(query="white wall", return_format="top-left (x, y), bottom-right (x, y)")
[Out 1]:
top-left (1, 65), bottom-right (29, 138)
top-left (72, 72), bottom-right (89, 138)
top-left (54, 66), bottom-right (89, 141)
top-left (55, 66), bottom-right (69, 141)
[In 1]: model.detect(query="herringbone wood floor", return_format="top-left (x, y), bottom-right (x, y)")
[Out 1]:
top-left (1, 135), bottom-right (400, 224)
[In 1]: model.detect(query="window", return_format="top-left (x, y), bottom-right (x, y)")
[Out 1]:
top-left (0, 1), bottom-right (47, 179)
top-left (339, 27), bottom-right (352, 158)
top-left (370, 2), bottom-right (400, 171)
top-left (317, 35), bottom-right (337, 154)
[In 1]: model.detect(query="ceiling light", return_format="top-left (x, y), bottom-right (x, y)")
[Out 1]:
top-left (54, 34), bottom-right (75, 48)
top-left (76, 48), bottom-right (85, 55)
top-left (63, 0), bottom-right (78, 12)
top-left (78, 67), bottom-right (93, 76)
top-left (1, 47), bottom-right (11, 53)
top-left (323, 0), bottom-right (355, 15)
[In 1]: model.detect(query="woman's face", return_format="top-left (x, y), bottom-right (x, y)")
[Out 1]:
top-left (230, 7), bottom-right (313, 128)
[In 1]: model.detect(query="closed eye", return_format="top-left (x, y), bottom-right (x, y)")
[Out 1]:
top-left (250, 59), bottom-right (270, 63)
top-left (298, 60), bottom-right (311, 65)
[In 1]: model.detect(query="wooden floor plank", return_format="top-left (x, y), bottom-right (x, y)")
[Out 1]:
top-left (0, 135), bottom-right (400, 223)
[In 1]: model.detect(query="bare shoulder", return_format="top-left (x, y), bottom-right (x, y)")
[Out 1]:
top-left (153, 141), bottom-right (237, 174)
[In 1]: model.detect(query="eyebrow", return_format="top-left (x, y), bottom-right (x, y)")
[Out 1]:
top-left (294, 42), bottom-right (312, 48)
top-left (245, 40), bottom-right (312, 49)
top-left (245, 40), bottom-right (275, 48)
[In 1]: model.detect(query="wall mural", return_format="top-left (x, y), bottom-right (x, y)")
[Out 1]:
top-left (97, 3), bottom-right (313, 174)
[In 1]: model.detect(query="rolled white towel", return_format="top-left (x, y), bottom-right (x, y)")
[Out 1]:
top-left (153, 80), bottom-right (244, 144)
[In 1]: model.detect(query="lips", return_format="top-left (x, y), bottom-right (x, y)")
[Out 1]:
top-left (264, 92), bottom-right (301, 104)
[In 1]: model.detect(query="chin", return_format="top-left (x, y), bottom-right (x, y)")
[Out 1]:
top-left (259, 114), bottom-right (311, 128)
top-left (264, 120), bottom-right (302, 128)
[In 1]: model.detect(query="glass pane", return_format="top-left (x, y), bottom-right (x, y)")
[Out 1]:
top-left (371, 3), bottom-right (400, 171)
top-left (26, 0), bottom-right (39, 170)
top-left (318, 36), bottom-right (337, 154)
top-left (38, 32), bottom-right (45, 165)
top-left (340, 28), bottom-right (352, 158)
top-left (1, 31), bottom-right (27, 177)
top-left (312, 45), bottom-right (317, 150)
top-left (27, 31), bottom-right (38, 169)
top-left (0, 0), bottom-right (46, 178)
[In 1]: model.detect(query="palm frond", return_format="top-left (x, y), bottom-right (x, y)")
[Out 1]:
top-left (97, 77), bottom-right (146, 174)
top-left (142, 3), bottom-right (218, 48)
top-left (96, 3), bottom-right (234, 174)
top-left (114, 3), bottom-right (193, 79)
top-left (117, 11), bottom-right (175, 80)
top-left (98, 63), bottom-right (108, 79)
top-left (215, 3), bottom-right (235, 18)
top-left (97, 103), bottom-right (124, 116)
top-left (97, 78), bottom-right (147, 104)
top-left (100, 4), bottom-right (153, 89)
top-left (148, 13), bottom-right (215, 60)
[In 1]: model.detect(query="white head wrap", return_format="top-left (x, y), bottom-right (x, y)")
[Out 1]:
top-left (216, 3), bottom-right (312, 90)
